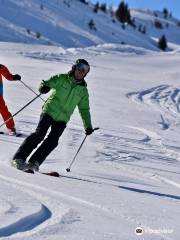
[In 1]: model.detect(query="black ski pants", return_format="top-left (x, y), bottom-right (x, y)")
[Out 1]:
top-left (13, 113), bottom-right (66, 165)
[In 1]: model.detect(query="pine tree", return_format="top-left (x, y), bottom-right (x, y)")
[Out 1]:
top-left (142, 26), bottom-right (146, 34)
top-left (79, 0), bottom-right (88, 5)
top-left (138, 24), bottom-right (142, 33)
top-left (88, 19), bottom-right (96, 31)
top-left (116, 1), bottom-right (126, 23)
top-left (93, 2), bottom-right (99, 13)
top-left (124, 3), bottom-right (131, 23)
top-left (100, 3), bottom-right (107, 13)
top-left (158, 35), bottom-right (167, 50)
top-left (163, 8), bottom-right (168, 19)
top-left (36, 32), bottom-right (41, 39)
top-left (115, 1), bottom-right (131, 24)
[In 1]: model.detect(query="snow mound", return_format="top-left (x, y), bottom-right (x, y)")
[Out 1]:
top-left (127, 84), bottom-right (180, 115)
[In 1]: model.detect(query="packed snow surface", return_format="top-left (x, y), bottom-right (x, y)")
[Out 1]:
top-left (0, 41), bottom-right (180, 239)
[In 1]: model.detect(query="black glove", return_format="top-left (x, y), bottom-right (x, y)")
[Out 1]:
top-left (39, 83), bottom-right (50, 94)
top-left (85, 128), bottom-right (94, 135)
top-left (12, 74), bottom-right (21, 81)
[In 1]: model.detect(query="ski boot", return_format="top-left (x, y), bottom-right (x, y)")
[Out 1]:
top-left (26, 161), bottom-right (39, 172)
top-left (8, 128), bottom-right (16, 136)
top-left (11, 159), bottom-right (27, 170)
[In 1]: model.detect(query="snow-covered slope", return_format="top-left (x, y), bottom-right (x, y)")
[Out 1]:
top-left (0, 41), bottom-right (180, 239)
top-left (0, 1), bottom-right (180, 239)
top-left (0, 0), bottom-right (180, 50)
top-left (131, 8), bottom-right (180, 49)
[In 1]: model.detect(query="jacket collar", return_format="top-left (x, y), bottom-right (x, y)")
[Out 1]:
top-left (68, 72), bottom-right (87, 86)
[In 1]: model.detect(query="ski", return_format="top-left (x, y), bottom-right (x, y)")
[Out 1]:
top-left (0, 131), bottom-right (23, 137)
top-left (23, 169), bottom-right (60, 177)
top-left (24, 169), bottom-right (34, 174)
top-left (41, 171), bottom-right (60, 177)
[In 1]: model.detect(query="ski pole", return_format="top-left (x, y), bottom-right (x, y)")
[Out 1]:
top-left (0, 94), bottom-right (41, 129)
top-left (66, 127), bottom-right (99, 172)
top-left (20, 80), bottom-right (45, 102)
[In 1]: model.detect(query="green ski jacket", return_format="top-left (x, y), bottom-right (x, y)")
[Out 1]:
top-left (40, 73), bottom-right (92, 129)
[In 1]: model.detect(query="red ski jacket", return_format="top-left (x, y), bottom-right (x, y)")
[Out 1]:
top-left (0, 64), bottom-right (13, 96)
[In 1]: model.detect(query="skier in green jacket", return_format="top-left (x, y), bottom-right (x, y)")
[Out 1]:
top-left (12, 59), bottom-right (94, 171)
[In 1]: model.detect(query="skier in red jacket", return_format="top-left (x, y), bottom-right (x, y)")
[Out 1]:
top-left (0, 64), bottom-right (21, 135)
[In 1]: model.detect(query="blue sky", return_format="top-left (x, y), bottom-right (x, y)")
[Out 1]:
top-left (91, 0), bottom-right (180, 19)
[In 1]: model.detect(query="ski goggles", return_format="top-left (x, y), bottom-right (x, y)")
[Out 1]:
top-left (76, 63), bottom-right (90, 73)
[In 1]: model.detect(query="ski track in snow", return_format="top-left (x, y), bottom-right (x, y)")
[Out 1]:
top-left (0, 170), bottom-right (139, 239)
top-left (0, 167), bottom-right (177, 240)
top-left (0, 125), bottom-right (179, 239)
top-left (95, 125), bottom-right (180, 168)
top-left (1, 119), bottom-right (179, 240)
top-left (0, 173), bottom-right (84, 239)
top-left (126, 84), bottom-right (180, 164)
top-left (19, 44), bottom-right (150, 63)
top-left (127, 84), bottom-right (180, 125)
